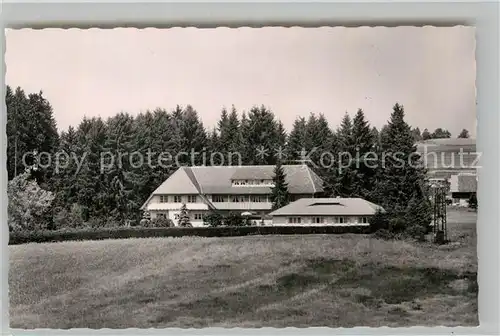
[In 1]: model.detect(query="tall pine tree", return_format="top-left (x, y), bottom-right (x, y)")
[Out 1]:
top-left (350, 109), bottom-right (377, 199)
top-left (372, 103), bottom-right (428, 215)
top-left (270, 160), bottom-right (290, 210)
top-left (287, 117), bottom-right (307, 162)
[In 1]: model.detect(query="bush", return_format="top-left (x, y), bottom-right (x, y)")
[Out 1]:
top-left (139, 218), bottom-right (151, 227)
top-left (151, 217), bottom-right (174, 228)
top-left (203, 212), bottom-right (223, 227)
top-left (224, 212), bottom-right (244, 227)
top-left (404, 224), bottom-right (427, 242)
top-left (388, 217), bottom-right (407, 234)
top-left (53, 203), bottom-right (87, 230)
top-left (9, 225), bottom-right (372, 245)
top-left (468, 193), bottom-right (477, 211)
top-left (369, 209), bottom-right (389, 233)
top-left (87, 217), bottom-right (107, 228)
top-left (52, 207), bottom-right (70, 230)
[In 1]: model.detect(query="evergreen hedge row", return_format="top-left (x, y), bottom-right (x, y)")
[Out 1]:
top-left (9, 225), bottom-right (371, 245)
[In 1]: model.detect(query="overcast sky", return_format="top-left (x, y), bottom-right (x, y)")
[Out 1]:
top-left (5, 27), bottom-right (476, 137)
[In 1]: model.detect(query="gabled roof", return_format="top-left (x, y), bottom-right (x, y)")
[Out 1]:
top-left (268, 198), bottom-right (384, 217)
top-left (150, 164), bottom-right (324, 196)
top-left (150, 168), bottom-right (200, 195)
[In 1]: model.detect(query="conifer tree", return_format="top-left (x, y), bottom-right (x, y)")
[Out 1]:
top-left (270, 161), bottom-right (290, 210)
top-left (178, 203), bottom-right (192, 227)
top-left (372, 103), bottom-right (428, 215)
top-left (226, 106), bottom-right (241, 154)
top-left (6, 86), bottom-right (59, 185)
top-left (243, 105), bottom-right (279, 165)
top-left (404, 185), bottom-right (433, 236)
top-left (239, 111), bottom-right (251, 165)
top-left (103, 113), bottom-right (143, 223)
top-left (330, 112), bottom-right (355, 197)
top-left (350, 109), bottom-right (377, 199)
top-left (306, 113), bottom-right (335, 185)
top-left (275, 120), bottom-right (288, 160)
top-left (411, 127), bottom-right (422, 142)
top-left (72, 117), bottom-right (108, 222)
top-left (422, 128), bottom-right (431, 140)
top-left (431, 128), bottom-right (452, 139)
top-left (371, 127), bottom-right (380, 148)
top-left (287, 117), bottom-right (307, 162)
top-left (181, 105), bottom-right (208, 166)
top-left (207, 128), bottom-right (223, 165)
top-left (458, 128), bottom-right (470, 139)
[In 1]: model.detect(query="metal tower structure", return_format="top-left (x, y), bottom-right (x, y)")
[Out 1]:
top-left (431, 182), bottom-right (448, 244)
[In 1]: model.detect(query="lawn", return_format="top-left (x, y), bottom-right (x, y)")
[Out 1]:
top-left (9, 209), bottom-right (478, 329)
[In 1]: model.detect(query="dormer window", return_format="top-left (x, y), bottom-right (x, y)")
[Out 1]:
top-left (232, 179), bottom-right (274, 187)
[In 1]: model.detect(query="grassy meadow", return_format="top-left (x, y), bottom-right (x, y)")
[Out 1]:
top-left (9, 209), bottom-right (478, 329)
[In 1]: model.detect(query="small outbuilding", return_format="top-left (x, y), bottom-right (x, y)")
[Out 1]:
top-left (268, 198), bottom-right (384, 226)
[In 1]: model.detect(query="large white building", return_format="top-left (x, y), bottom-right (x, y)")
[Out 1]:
top-left (140, 164), bottom-right (324, 226)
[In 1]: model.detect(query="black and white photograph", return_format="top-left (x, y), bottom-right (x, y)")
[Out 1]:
top-left (6, 26), bottom-right (478, 329)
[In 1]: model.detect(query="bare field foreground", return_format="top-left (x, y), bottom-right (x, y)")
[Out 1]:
top-left (9, 210), bottom-right (478, 329)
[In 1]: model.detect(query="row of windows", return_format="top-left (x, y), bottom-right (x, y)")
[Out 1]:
top-left (157, 213), bottom-right (204, 220)
top-left (159, 195), bottom-right (198, 203)
top-left (288, 217), bottom-right (369, 224)
top-left (232, 179), bottom-right (274, 186)
top-left (160, 195), bottom-right (270, 203)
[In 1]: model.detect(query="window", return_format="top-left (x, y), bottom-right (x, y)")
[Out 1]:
top-left (231, 195), bottom-right (247, 203)
top-left (157, 213), bottom-right (167, 219)
top-left (187, 195), bottom-right (197, 203)
top-left (335, 217), bottom-right (345, 224)
top-left (212, 195), bottom-right (226, 202)
top-left (159, 195), bottom-right (168, 203)
top-left (173, 196), bottom-right (182, 203)
top-left (288, 217), bottom-right (302, 224)
top-left (312, 217), bottom-right (324, 224)
top-left (194, 213), bottom-right (203, 220)
top-left (359, 217), bottom-right (368, 224)
top-left (250, 195), bottom-right (267, 202)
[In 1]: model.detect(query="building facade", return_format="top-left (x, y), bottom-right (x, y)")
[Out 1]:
top-left (416, 138), bottom-right (478, 201)
top-left (140, 165), bottom-right (324, 227)
top-left (268, 198), bottom-right (384, 226)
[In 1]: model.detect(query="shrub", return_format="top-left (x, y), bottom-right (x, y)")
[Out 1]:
top-left (87, 217), bottom-right (107, 228)
top-left (404, 224), bottom-right (427, 242)
top-left (139, 218), bottom-right (151, 227)
top-left (151, 217), bottom-right (174, 228)
top-left (7, 171), bottom-right (55, 232)
top-left (468, 193), bottom-right (478, 211)
top-left (9, 225), bottom-right (372, 245)
top-left (203, 212), bottom-right (223, 227)
top-left (52, 207), bottom-right (70, 230)
top-left (388, 217), bottom-right (407, 234)
top-left (224, 212), bottom-right (244, 227)
top-left (52, 203), bottom-right (87, 230)
top-left (369, 209), bottom-right (389, 233)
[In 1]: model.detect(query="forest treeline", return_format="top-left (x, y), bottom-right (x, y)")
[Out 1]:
top-left (6, 85), bottom-right (468, 233)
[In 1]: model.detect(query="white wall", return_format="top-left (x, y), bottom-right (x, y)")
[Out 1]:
top-left (271, 215), bottom-right (372, 226)
top-left (150, 210), bottom-right (207, 227)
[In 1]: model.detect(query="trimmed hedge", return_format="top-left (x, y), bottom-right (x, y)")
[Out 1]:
top-left (8, 225), bottom-right (371, 245)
